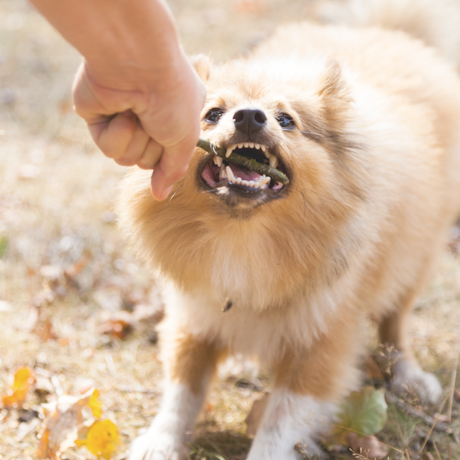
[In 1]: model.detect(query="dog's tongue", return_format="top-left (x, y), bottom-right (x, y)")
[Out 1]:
top-left (228, 163), bottom-right (261, 181)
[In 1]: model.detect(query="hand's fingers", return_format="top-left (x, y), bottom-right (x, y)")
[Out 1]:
top-left (115, 119), bottom-right (150, 166)
top-left (137, 138), bottom-right (163, 170)
top-left (87, 110), bottom-right (137, 159)
top-left (149, 141), bottom-right (196, 200)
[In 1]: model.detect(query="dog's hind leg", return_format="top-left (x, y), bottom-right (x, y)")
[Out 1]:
top-left (129, 330), bottom-right (221, 460)
top-left (246, 317), bottom-right (363, 460)
top-left (378, 289), bottom-right (442, 404)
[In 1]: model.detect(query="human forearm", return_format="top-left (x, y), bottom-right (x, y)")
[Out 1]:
top-left (29, 0), bottom-right (183, 91)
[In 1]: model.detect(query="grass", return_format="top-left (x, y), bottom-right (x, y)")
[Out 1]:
top-left (0, 0), bottom-right (459, 459)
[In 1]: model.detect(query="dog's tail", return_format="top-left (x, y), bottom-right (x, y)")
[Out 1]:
top-left (314, 0), bottom-right (460, 68)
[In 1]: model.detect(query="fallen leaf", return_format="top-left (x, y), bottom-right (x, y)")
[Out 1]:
top-left (33, 316), bottom-right (58, 342)
top-left (75, 419), bottom-right (121, 459)
top-left (245, 393), bottom-right (269, 436)
top-left (36, 388), bottom-right (97, 459)
top-left (365, 355), bottom-right (384, 381)
top-left (98, 318), bottom-right (132, 339)
top-left (2, 367), bottom-right (35, 409)
top-left (89, 389), bottom-right (103, 419)
top-left (346, 433), bottom-right (388, 460)
top-left (330, 386), bottom-right (388, 444)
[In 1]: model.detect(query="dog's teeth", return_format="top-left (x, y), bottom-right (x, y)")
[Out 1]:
top-left (259, 175), bottom-right (270, 187)
top-left (220, 164), bottom-right (227, 180)
top-left (269, 155), bottom-right (278, 168)
top-left (249, 181), bottom-right (255, 188)
top-left (249, 143), bottom-right (254, 148)
top-left (238, 143), bottom-right (244, 149)
top-left (226, 166), bottom-right (236, 182)
top-left (262, 147), bottom-right (269, 158)
top-left (216, 156), bottom-right (223, 167)
top-left (244, 143), bottom-right (249, 148)
top-left (225, 147), bottom-right (233, 158)
top-left (235, 177), bottom-right (242, 184)
top-left (254, 144), bottom-right (260, 150)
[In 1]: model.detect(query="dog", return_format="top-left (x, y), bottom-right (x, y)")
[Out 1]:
top-left (118, 1), bottom-right (460, 458)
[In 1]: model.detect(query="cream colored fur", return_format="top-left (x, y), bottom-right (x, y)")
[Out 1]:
top-left (120, 1), bottom-right (460, 458)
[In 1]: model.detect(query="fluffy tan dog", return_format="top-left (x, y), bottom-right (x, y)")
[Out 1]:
top-left (119, 1), bottom-right (460, 458)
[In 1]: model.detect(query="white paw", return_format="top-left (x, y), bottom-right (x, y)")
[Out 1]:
top-left (128, 427), bottom-right (185, 460)
top-left (391, 360), bottom-right (442, 404)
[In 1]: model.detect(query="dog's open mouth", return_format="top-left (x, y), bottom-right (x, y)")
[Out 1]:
top-left (200, 143), bottom-right (288, 193)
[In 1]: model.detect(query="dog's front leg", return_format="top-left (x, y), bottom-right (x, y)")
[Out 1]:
top-left (129, 330), bottom-right (221, 460)
top-left (247, 319), bottom-right (363, 459)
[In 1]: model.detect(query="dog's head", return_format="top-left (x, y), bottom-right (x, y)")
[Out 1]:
top-left (190, 54), bottom-right (365, 217)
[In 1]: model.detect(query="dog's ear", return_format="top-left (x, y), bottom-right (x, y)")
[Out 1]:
top-left (189, 54), bottom-right (212, 82)
top-left (317, 59), bottom-right (348, 100)
top-left (317, 59), bottom-right (352, 131)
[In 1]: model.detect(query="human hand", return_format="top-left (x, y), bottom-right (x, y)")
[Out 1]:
top-left (72, 55), bottom-right (205, 200)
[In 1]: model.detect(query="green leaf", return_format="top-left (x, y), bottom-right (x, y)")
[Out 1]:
top-left (331, 386), bottom-right (388, 444)
top-left (0, 236), bottom-right (8, 258)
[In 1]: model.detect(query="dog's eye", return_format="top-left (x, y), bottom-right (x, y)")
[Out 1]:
top-left (204, 108), bottom-right (225, 124)
top-left (276, 113), bottom-right (296, 129)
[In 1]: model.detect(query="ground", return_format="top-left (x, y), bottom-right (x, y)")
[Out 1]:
top-left (0, 1), bottom-right (459, 459)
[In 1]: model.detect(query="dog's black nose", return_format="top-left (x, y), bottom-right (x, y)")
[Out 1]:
top-left (233, 109), bottom-right (267, 134)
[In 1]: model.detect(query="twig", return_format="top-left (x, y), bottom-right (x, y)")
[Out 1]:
top-left (447, 348), bottom-right (459, 423)
top-left (117, 386), bottom-right (159, 395)
top-left (432, 440), bottom-right (441, 460)
top-left (385, 392), bottom-right (452, 433)
top-left (197, 138), bottom-right (289, 185)
top-left (419, 392), bottom-right (450, 454)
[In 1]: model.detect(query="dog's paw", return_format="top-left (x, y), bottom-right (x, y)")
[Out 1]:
top-left (391, 359), bottom-right (442, 404)
top-left (128, 428), bottom-right (184, 460)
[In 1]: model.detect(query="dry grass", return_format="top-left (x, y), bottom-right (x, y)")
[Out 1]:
top-left (0, 1), bottom-right (459, 459)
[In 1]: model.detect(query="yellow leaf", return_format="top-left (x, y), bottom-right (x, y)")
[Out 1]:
top-left (76, 419), bottom-right (121, 460)
top-left (1, 366), bottom-right (35, 409)
top-left (89, 389), bottom-right (103, 418)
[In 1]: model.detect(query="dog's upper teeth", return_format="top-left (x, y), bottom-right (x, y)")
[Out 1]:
top-left (220, 164), bottom-right (227, 180)
top-left (225, 146), bottom-right (234, 158)
top-left (254, 144), bottom-right (260, 150)
top-left (238, 143), bottom-right (244, 149)
top-left (249, 143), bottom-right (254, 148)
top-left (213, 156), bottom-right (223, 167)
top-left (226, 166), bottom-right (236, 182)
top-left (269, 154), bottom-right (278, 168)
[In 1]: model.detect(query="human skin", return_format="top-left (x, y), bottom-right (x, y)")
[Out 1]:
top-left (29, 0), bottom-right (206, 200)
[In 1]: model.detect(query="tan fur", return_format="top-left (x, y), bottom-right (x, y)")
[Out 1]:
top-left (119, 1), bottom-right (460, 454)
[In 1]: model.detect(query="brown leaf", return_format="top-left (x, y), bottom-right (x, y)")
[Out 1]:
top-left (36, 389), bottom-right (96, 459)
top-left (364, 355), bottom-right (384, 381)
top-left (97, 318), bottom-right (132, 340)
top-left (33, 316), bottom-right (58, 342)
top-left (346, 433), bottom-right (388, 460)
top-left (245, 393), bottom-right (269, 436)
